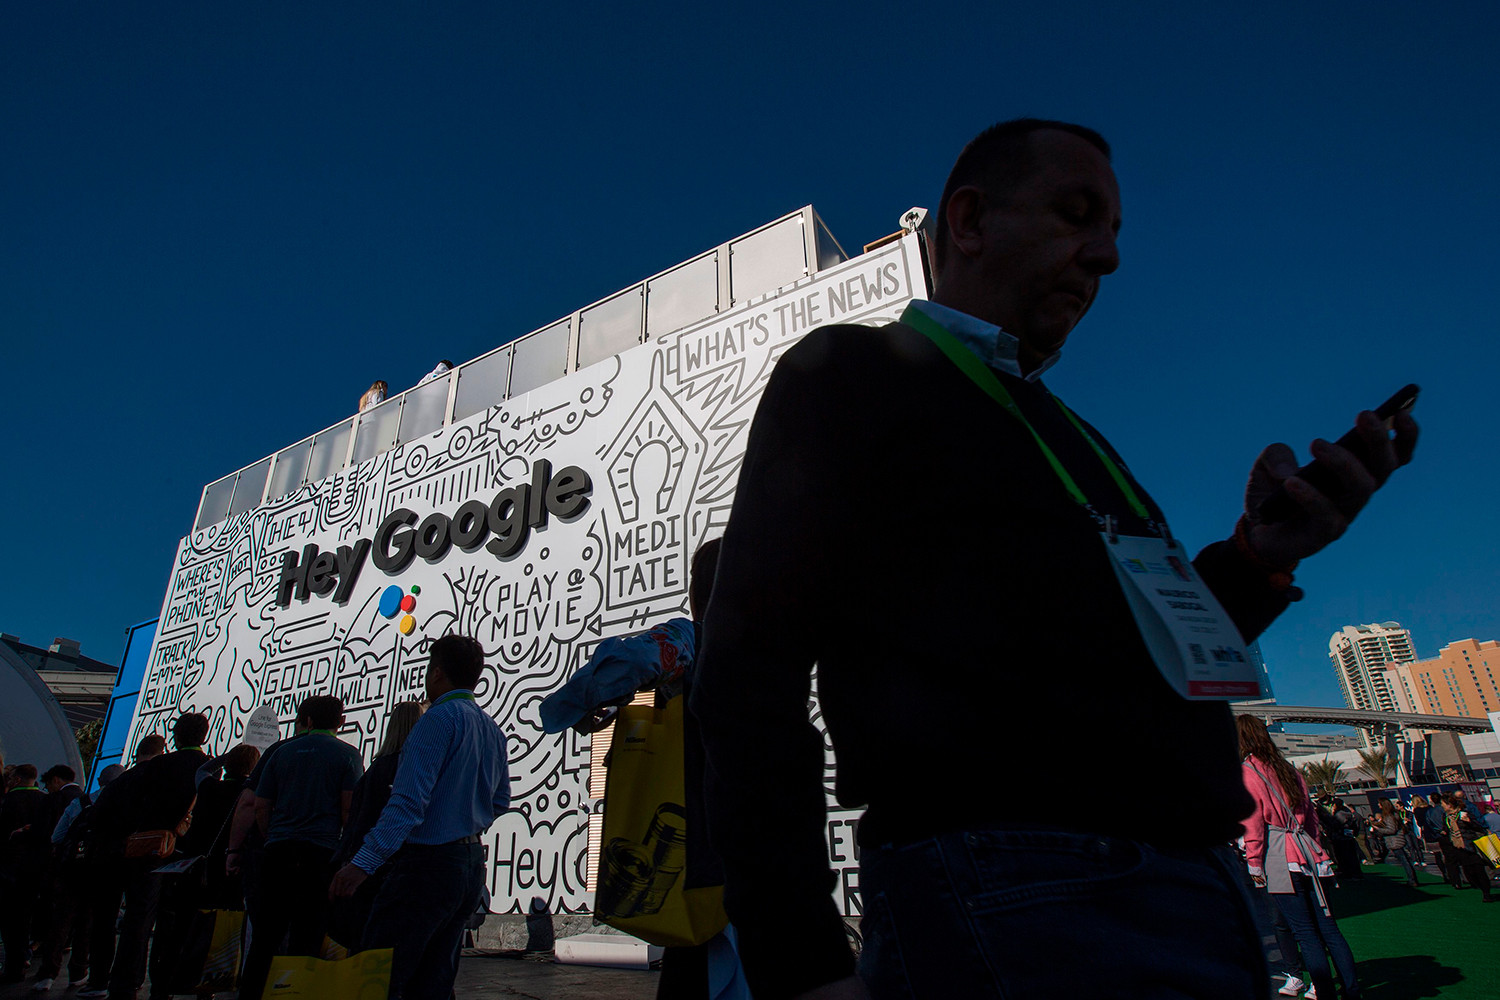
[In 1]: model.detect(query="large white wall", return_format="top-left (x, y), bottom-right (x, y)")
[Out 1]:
top-left (126, 234), bottom-right (927, 914)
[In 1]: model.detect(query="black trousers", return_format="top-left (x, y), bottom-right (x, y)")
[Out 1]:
top-left (1420, 836), bottom-right (1451, 881)
top-left (362, 842), bottom-right (484, 1000)
top-left (146, 874), bottom-right (202, 995)
top-left (106, 865), bottom-right (163, 1000)
top-left (1445, 844), bottom-right (1493, 899)
top-left (0, 870), bottom-right (42, 978)
top-left (1435, 841), bottom-right (1469, 889)
top-left (84, 865), bottom-right (122, 991)
top-left (1330, 837), bottom-right (1363, 879)
top-left (239, 840), bottom-right (335, 1000)
top-left (657, 943), bottom-right (710, 1000)
top-left (36, 868), bottom-right (91, 982)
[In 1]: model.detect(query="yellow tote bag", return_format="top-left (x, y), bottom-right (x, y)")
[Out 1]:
top-left (200, 910), bottom-right (245, 989)
top-left (594, 696), bottom-right (727, 947)
top-left (260, 948), bottom-right (392, 999)
top-left (1475, 833), bottom-right (1500, 868)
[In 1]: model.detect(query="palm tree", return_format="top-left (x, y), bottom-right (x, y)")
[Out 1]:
top-left (1355, 747), bottom-right (1396, 788)
top-left (74, 719), bottom-right (103, 774)
top-left (1301, 757), bottom-right (1346, 798)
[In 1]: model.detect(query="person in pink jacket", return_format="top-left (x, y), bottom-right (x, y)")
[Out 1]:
top-left (1238, 715), bottom-right (1361, 999)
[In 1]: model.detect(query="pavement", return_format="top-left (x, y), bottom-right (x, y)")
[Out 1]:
top-left (455, 953), bottom-right (658, 999)
top-left (5, 856), bottom-right (1494, 998)
top-left (0, 952), bottom-right (658, 1000)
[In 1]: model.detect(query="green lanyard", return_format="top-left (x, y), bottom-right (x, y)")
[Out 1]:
top-left (902, 305), bottom-right (1151, 521)
top-left (308, 730), bottom-right (336, 737)
top-left (435, 691), bottom-right (476, 707)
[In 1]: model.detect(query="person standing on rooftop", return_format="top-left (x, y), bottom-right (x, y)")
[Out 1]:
top-left (329, 635), bottom-right (512, 1000)
top-left (690, 117), bottom-right (1419, 999)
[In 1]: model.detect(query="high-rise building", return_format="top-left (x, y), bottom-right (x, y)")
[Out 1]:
top-left (1329, 622), bottom-right (1419, 716)
top-left (1402, 639), bottom-right (1500, 719)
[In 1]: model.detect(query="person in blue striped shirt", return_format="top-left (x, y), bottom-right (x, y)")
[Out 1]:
top-left (329, 634), bottom-right (511, 999)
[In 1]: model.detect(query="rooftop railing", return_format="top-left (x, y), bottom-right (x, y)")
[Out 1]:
top-left (194, 206), bottom-right (848, 532)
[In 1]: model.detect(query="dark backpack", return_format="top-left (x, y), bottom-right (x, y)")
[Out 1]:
top-left (57, 802), bottom-right (97, 877)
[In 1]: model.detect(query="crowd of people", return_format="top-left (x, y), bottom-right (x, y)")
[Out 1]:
top-left (3, 115), bottom-right (1488, 1000)
top-left (1237, 715), bottom-right (1498, 1000)
top-left (0, 633), bottom-right (508, 1000)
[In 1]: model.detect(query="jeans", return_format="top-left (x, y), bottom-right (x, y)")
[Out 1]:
top-left (239, 840), bottom-right (336, 1000)
top-left (363, 842), bottom-right (485, 1000)
top-left (1388, 846), bottom-right (1419, 884)
top-left (1271, 873), bottom-right (1359, 1000)
top-left (857, 828), bottom-right (1265, 999)
top-left (1235, 860), bottom-right (1303, 981)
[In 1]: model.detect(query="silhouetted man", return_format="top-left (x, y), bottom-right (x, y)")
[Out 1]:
top-left (330, 635), bottom-right (511, 1000)
top-left (0, 764), bottom-right (49, 983)
top-left (239, 696), bottom-right (362, 1000)
top-left (692, 118), bottom-right (1418, 1000)
top-left (80, 712), bottom-right (209, 1000)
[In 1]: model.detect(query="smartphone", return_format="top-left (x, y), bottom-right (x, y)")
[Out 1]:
top-left (1254, 384), bottom-right (1420, 524)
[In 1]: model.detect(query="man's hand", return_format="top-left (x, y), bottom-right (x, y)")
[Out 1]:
top-left (792, 976), bottom-right (874, 1000)
top-left (329, 863), bottom-right (369, 900)
top-left (1242, 409), bottom-right (1418, 569)
top-left (225, 851), bottom-right (241, 876)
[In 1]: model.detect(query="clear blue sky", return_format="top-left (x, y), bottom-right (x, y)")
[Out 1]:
top-left (3, 3), bottom-right (1496, 712)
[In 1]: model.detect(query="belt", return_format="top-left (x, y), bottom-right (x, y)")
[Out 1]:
top-left (398, 834), bottom-right (482, 853)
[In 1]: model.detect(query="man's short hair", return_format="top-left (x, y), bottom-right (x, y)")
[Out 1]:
top-left (430, 634), bottom-right (485, 691)
top-left (689, 537), bottom-right (722, 620)
top-left (300, 695), bottom-right (344, 731)
top-left (42, 764), bottom-right (74, 784)
top-left (223, 743), bottom-right (262, 779)
top-left (136, 734), bottom-right (168, 760)
top-left (98, 763), bottom-right (126, 787)
top-left (12, 764), bottom-right (38, 785)
top-left (173, 712), bottom-right (210, 749)
top-left (933, 117), bottom-right (1112, 272)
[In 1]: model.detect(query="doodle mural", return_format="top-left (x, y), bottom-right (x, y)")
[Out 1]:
top-left (127, 234), bottom-right (928, 915)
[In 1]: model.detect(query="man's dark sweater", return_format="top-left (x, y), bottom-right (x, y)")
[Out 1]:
top-left (691, 321), bottom-right (1291, 998)
top-left (89, 748), bottom-right (208, 854)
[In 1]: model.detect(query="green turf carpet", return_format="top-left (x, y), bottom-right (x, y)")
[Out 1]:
top-left (1312, 858), bottom-right (1498, 999)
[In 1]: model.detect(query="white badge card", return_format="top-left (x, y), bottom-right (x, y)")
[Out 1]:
top-left (1104, 533), bottom-right (1263, 700)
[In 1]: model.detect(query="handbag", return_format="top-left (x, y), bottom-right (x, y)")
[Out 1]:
top-left (160, 908), bottom-right (246, 993)
top-left (260, 947), bottom-right (392, 999)
top-left (156, 804), bottom-right (246, 993)
top-left (594, 696), bottom-right (728, 948)
top-left (124, 795), bottom-right (197, 860)
top-left (1474, 833), bottom-right (1500, 868)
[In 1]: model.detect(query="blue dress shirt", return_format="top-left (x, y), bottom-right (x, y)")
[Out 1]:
top-left (903, 299), bottom-right (1061, 382)
top-left (350, 690), bottom-right (511, 872)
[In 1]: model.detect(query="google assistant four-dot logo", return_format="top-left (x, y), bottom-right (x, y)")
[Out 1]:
top-left (379, 584), bottom-right (421, 636)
